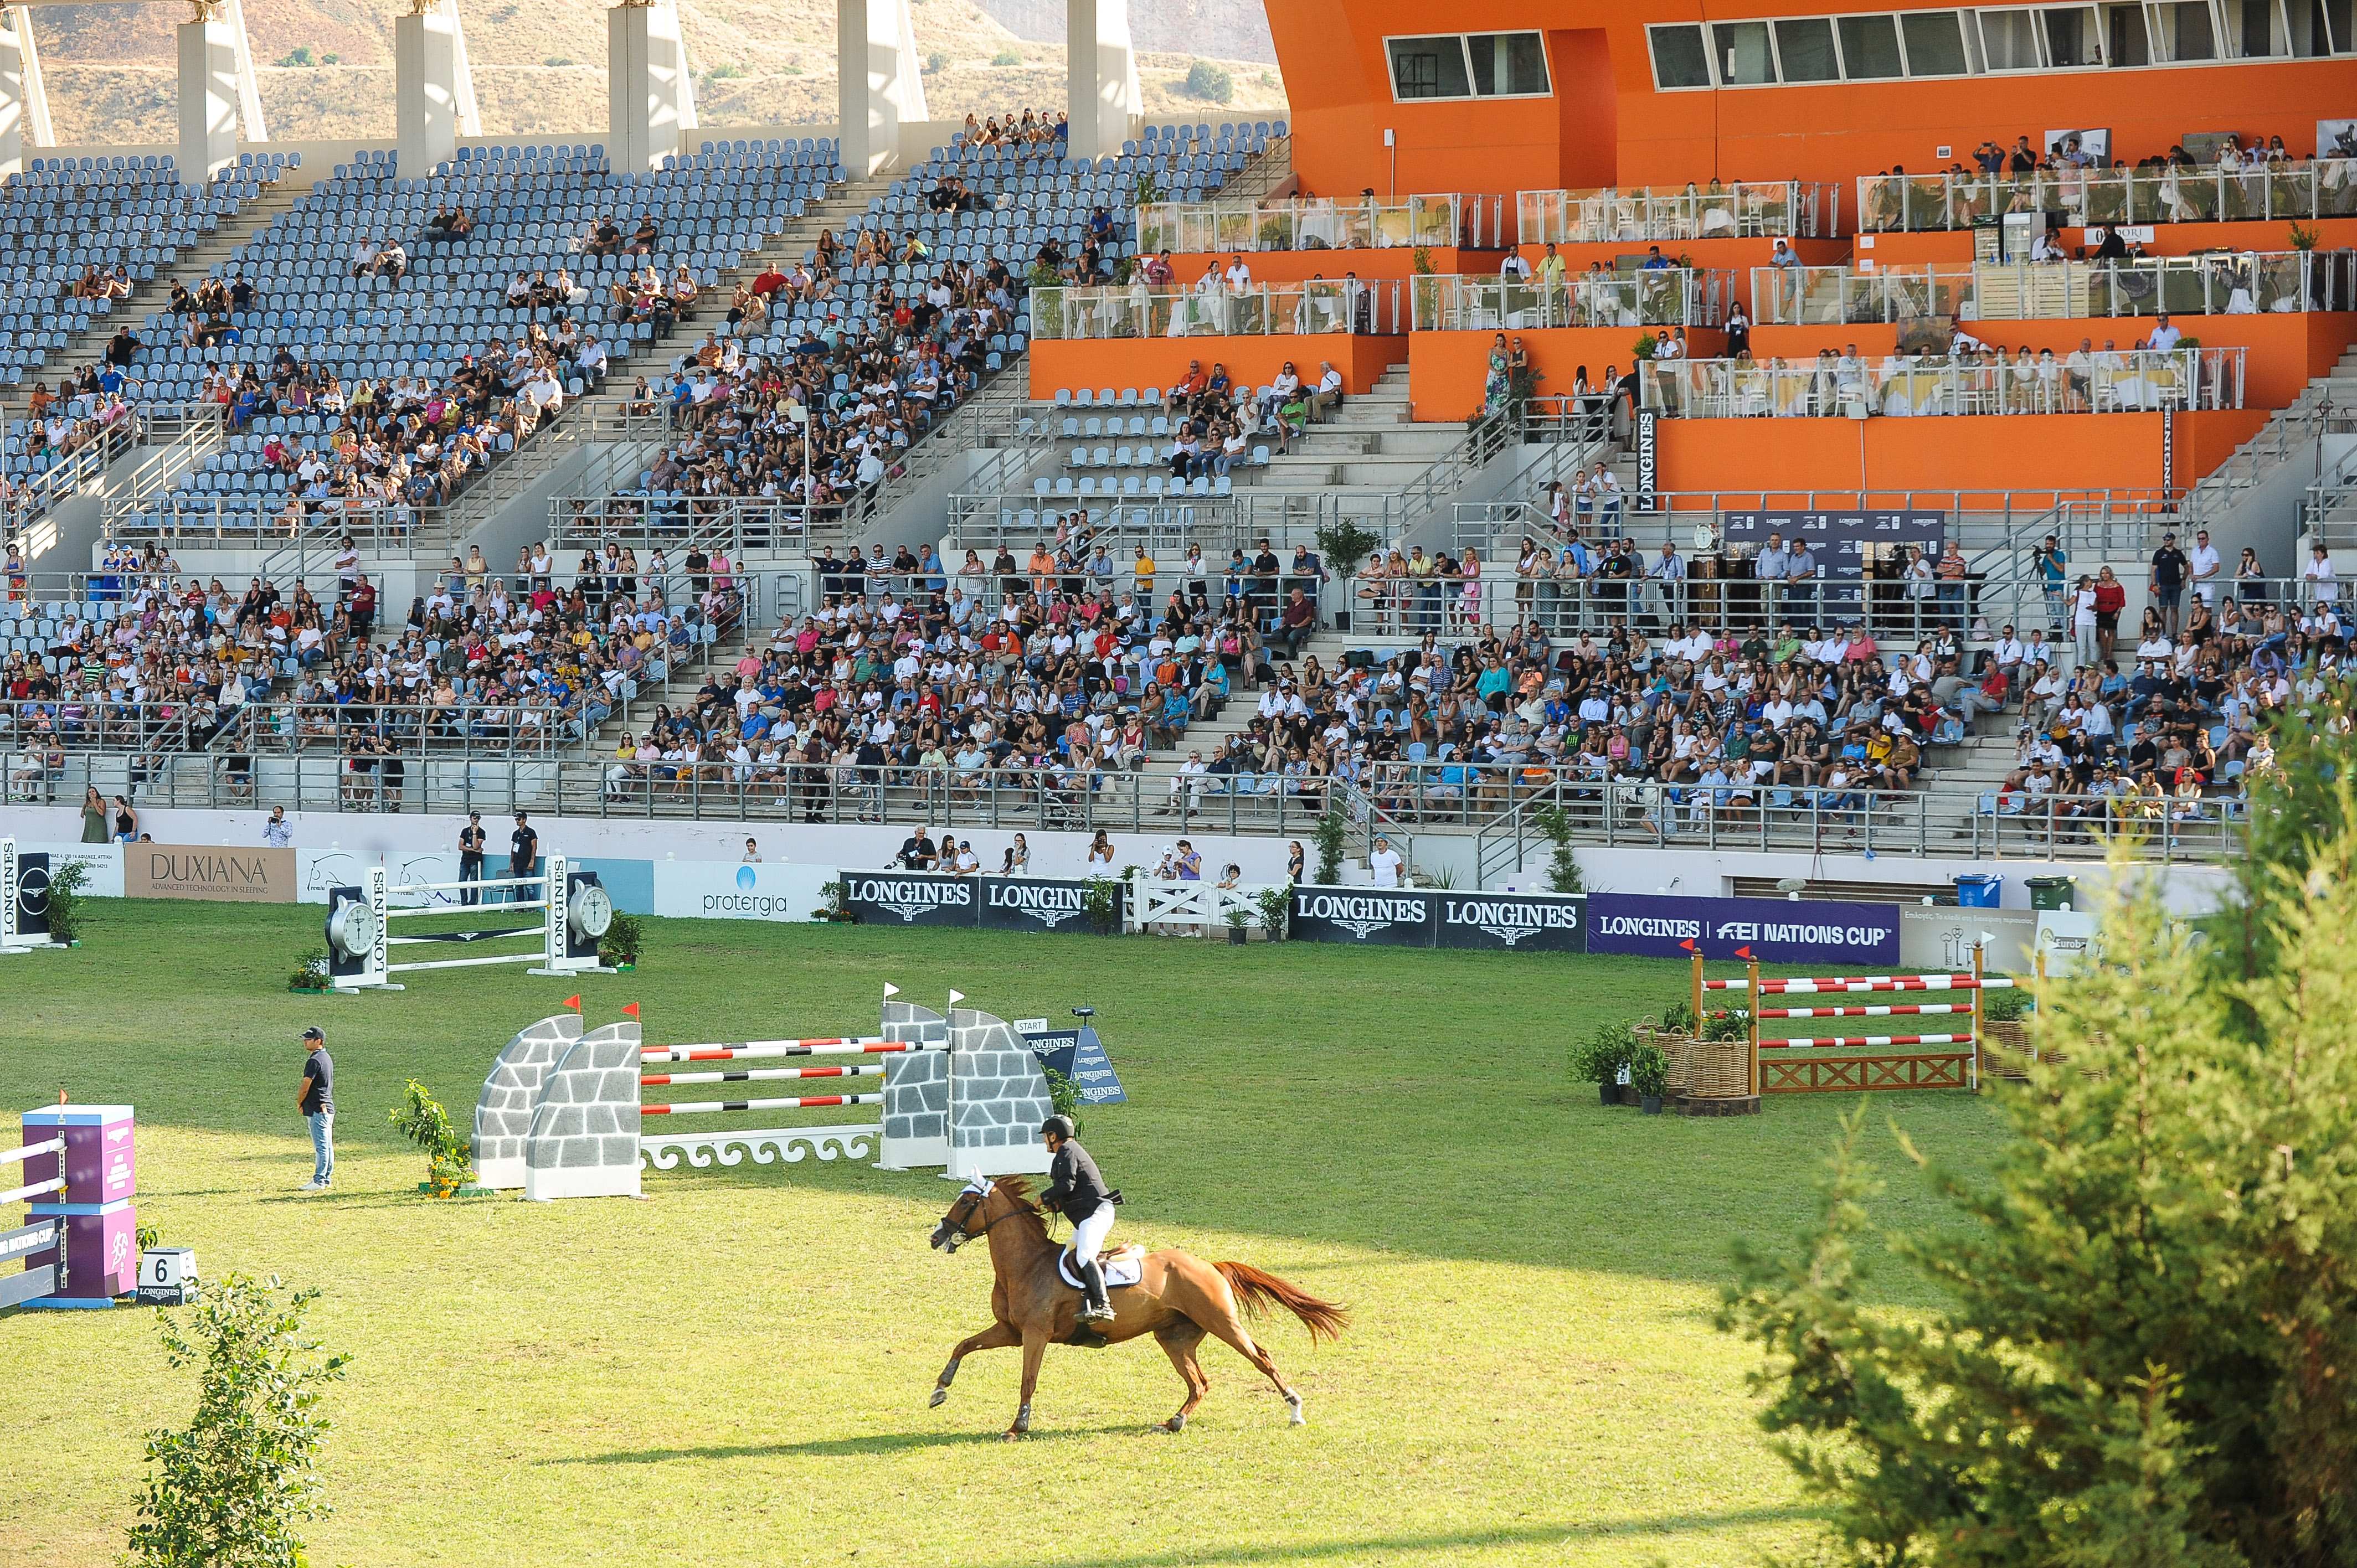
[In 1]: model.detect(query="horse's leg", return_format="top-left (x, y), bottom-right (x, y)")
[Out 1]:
top-left (930, 1319), bottom-right (1021, 1409)
top-left (1152, 1319), bottom-right (1210, 1433)
top-left (1201, 1307), bottom-right (1307, 1426)
top-left (1005, 1328), bottom-right (1049, 1441)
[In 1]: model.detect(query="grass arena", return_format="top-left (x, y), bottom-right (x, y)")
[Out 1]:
top-left (2, 899), bottom-right (2009, 1567)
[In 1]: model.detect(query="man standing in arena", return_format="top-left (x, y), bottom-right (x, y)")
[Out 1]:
top-left (508, 812), bottom-right (538, 906)
top-left (457, 812), bottom-right (487, 905)
top-left (296, 1027), bottom-right (334, 1193)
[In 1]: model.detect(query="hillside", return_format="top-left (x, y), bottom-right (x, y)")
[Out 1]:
top-left (25, 0), bottom-right (1285, 145)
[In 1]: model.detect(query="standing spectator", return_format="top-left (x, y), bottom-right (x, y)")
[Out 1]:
top-left (1286, 840), bottom-right (1305, 882)
top-left (110, 794), bottom-right (137, 843)
top-left (1935, 539), bottom-right (1970, 628)
top-left (457, 811), bottom-right (487, 905)
top-left (79, 786), bottom-right (108, 844)
top-left (2188, 528), bottom-right (2222, 613)
top-left (2071, 575), bottom-right (2099, 666)
top-left (296, 1026), bottom-right (334, 1193)
top-left (1785, 539), bottom-right (1819, 626)
top-left (263, 806), bottom-right (293, 848)
top-left (2092, 568), bottom-right (2127, 662)
top-left (1173, 839), bottom-right (1203, 880)
top-left (2149, 532), bottom-right (2188, 637)
top-left (1085, 829), bottom-right (1116, 867)
top-left (2305, 543), bottom-right (2339, 606)
top-left (2034, 534), bottom-right (2068, 630)
top-left (508, 811), bottom-right (539, 899)
top-left (1368, 834), bottom-right (1404, 888)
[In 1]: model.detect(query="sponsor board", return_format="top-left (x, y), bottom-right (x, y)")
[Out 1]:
top-left (976, 876), bottom-right (1113, 932)
top-left (1434, 891), bottom-right (1586, 953)
top-left (126, 844), bottom-right (297, 903)
top-left (651, 860), bottom-right (832, 924)
top-left (1586, 893), bottom-right (1901, 966)
top-left (840, 871), bottom-right (977, 926)
top-left (1015, 1020), bottom-right (1128, 1104)
top-left (1287, 886), bottom-right (1438, 946)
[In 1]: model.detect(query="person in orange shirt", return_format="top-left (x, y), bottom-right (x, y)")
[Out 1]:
top-left (1027, 541), bottom-right (1057, 597)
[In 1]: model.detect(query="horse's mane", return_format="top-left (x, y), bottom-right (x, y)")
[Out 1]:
top-left (990, 1177), bottom-right (1050, 1236)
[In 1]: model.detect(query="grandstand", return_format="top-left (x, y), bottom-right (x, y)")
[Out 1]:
top-left (0, 0), bottom-right (2349, 904)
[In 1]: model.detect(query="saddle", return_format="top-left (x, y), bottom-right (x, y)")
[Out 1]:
top-left (1057, 1242), bottom-right (1145, 1292)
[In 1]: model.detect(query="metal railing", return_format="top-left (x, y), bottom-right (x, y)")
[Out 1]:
top-left (1410, 269), bottom-right (1731, 331)
top-left (0, 750), bottom-right (2243, 865)
top-left (1029, 281), bottom-right (1406, 339)
top-left (1134, 193), bottom-right (1505, 254)
top-left (1857, 160), bottom-right (2357, 233)
top-left (1753, 251), bottom-right (2357, 325)
top-left (1637, 348), bottom-right (2241, 417)
top-left (1517, 182), bottom-right (1840, 245)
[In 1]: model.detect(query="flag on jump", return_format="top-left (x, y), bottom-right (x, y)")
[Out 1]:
top-left (883, 982), bottom-right (900, 1000)
top-left (948, 989), bottom-right (965, 1007)
top-left (563, 994), bottom-right (581, 1012)
top-left (622, 1002), bottom-right (640, 1019)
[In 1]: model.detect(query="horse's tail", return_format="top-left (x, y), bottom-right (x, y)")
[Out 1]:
top-left (1214, 1260), bottom-right (1350, 1343)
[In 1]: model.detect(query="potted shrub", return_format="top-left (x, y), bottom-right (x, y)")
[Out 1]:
top-left (1573, 1023), bottom-right (1634, 1108)
top-left (1977, 977), bottom-right (2034, 1079)
top-left (1628, 1040), bottom-right (1670, 1115)
top-left (1254, 884), bottom-right (1290, 941)
top-left (599, 913), bottom-right (643, 971)
top-left (388, 1079), bottom-right (476, 1199)
top-left (286, 946), bottom-right (332, 994)
top-left (1687, 1007), bottom-right (1754, 1100)
top-left (1080, 874), bottom-right (1124, 935)
top-left (1223, 906), bottom-right (1250, 945)
top-left (43, 858), bottom-right (90, 946)
top-left (810, 880), bottom-right (857, 922)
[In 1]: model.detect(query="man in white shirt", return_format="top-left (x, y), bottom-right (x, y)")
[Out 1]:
top-left (1499, 251), bottom-right (1532, 281)
top-left (1367, 834), bottom-right (1404, 888)
top-left (1308, 361), bottom-right (1345, 421)
top-left (2188, 528), bottom-right (2221, 607)
top-left (1223, 254), bottom-right (1252, 293)
top-left (2145, 313), bottom-right (2183, 352)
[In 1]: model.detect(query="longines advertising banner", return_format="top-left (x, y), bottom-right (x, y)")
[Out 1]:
top-left (841, 871), bottom-right (1121, 932)
top-left (1286, 887), bottom-right (1591, 952)
top-left (1586, 893), bottom-right (1900, 966)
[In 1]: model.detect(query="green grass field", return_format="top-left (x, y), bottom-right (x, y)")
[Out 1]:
top-left (1, 901), bottom-right (2008, 1568)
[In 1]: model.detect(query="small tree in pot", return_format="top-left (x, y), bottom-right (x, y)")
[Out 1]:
top-left (1573, 1023), bottom-right (1635, 1108)
top-left (1254, 883), bottom-right (1291, 941)
top-left (1223, 905), bottom-right (1250, 945)
top-left (1628, 1040), bottom-right (1670, 1115)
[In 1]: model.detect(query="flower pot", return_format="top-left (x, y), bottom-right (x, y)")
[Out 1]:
top-left (1227, 926), bottom-right (1248, 945)
top-left (1640, 1094), bottom-right (1663, 1115)
top-left (1598, 1082), bottom-right (1617, 1108)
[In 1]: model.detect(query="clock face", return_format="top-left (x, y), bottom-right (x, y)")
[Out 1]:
top-left (327, 900), bottom-right (378, 960)
top-left (569, 884), bottom-right (614, 942)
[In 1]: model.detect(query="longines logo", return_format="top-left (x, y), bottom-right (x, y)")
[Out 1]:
top-left (1441, 897), bottom-right (1581, 948)
top-left (985, 883), bottom-right (1084, 929)
top-left (1294, 891), bottom-right (1429, 941)
top-left (848, 876), bottom-right (972, 922)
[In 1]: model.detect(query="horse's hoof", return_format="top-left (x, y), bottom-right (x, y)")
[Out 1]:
top-left (928, 1388), bottom-right (948, 1409)
top-left (1161, 1416), bottom-right (1186, 1433)
top-left (1001, 1428), bottom-right (1025, 1442)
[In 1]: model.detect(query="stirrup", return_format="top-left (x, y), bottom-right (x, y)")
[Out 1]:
top-left (1079, 1299), bottom-right (1116, 1322)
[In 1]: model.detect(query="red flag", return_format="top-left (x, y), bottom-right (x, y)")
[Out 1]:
top-left (563, 994), bottom-right (581, 1011)
top-left (1678, 938), bottom-right (1699, 953)
top-left (1734, 946), bottom-right (1754, 961)
top-left (622, 1002), bottom-right (641, 1019)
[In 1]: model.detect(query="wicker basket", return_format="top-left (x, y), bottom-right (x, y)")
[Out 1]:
top-left (1687, 1030), bottom-right (1753, 1098)
top-left (1636, 1026), bottom-right (1695, 1098)
top-left (1979, 1020), bottom-right (2032, 1080)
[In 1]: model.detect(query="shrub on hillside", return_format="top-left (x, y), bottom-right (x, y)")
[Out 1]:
top-left (1183, 60), bottom-right (1234, 104)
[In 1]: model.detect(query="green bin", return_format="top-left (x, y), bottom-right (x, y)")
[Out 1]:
top-left (2025, 875), bottom-right (2077, 911)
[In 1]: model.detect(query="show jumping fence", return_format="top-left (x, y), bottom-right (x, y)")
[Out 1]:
top-left (322, 854), bottom-right (613, 992)
top-left (4, 1103), bottom-right (138, 1312)
top-left (472, 1002), bottom-right (1059, 1201)
top-left (1695, 952), bottom-right (2016, 1096)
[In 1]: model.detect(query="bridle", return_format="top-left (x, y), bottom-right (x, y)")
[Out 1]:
top-left (943, 1185), bottom-right (1033, 1248)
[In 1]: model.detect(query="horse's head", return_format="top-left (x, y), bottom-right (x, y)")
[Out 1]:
top-left (930, 1177), bottom-right (994, 1253)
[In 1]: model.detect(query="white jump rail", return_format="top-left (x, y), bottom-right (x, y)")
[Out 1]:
top-left (0, 1132), bottom-right (68, 1310)
top-left (324, 855), bottom-right (614, 992)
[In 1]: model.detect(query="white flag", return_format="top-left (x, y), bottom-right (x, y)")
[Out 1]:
top-left (883, 982), bottom-right (900, 999)
top-left (948, 989), bottom-right (965, 1007)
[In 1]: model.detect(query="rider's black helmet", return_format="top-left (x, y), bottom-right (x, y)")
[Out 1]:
top-left (1039, 1114), bottom-right (1075, 1140)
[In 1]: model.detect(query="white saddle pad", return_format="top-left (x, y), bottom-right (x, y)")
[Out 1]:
top-left (1058, 1246), bottom-right (1143, 1291)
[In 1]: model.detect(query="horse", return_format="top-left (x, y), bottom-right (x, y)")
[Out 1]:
top-left (927, 1176), bottom-right (1349, 1439)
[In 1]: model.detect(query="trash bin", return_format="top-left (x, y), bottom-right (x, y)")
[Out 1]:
top-left (1954, 874), bottom-right (2003, 909)
top-left (2025, 875), bottom-right (2077, 911)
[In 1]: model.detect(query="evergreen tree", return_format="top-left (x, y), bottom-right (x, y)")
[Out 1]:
top-left (1720, 776), bottom-right (2357, 1566)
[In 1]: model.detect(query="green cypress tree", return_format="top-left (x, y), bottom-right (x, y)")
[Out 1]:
top-left (1720, 777), bottom-right (2357, 1566)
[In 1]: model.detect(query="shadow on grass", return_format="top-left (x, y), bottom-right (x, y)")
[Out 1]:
top-left (548, 1425), bottom-right (1144, 1463)
top-left (949, 1508), bottom-right (1819, 1567)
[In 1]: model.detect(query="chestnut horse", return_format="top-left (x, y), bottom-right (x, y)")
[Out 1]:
top-left (927, 1177), bottom-right (1348, 1438)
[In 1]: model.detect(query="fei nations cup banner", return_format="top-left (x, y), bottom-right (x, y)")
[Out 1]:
top-left (1586, 893), bottom-right (1901, 966)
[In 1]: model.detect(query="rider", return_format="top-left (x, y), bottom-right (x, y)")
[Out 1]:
top-left (1039, 1115), bottom-right (1119, 1323)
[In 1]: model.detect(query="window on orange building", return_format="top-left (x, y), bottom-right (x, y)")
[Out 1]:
top-left (2149, 0), bottom-right (2221, 56)
top-left (2296, 0), bottom-right (2351, 54)
top-left (1648, 23), bottom-right (1715, 86)
top-left (2231, 0), bottom-right (2285, 54)
top-left (2105, 2), bottom-right (2155, 63)
top-left (2042, 5), bottom-right (2104, 63)
top-left (1387, 36), bottom-right (1471, 99)
top-left (1900, 10), bottom-right (1973, 73)
top-left (1468, 32), bottom-right (1552, 95)
top-left (1979, 8), bottom-right (2047, 66)
top-left (1838, 14), bottom-right (1907, 75)
top-left (1776, 18), bottom-right (1843, 79)
top-left (1712, 19), bottom-right (1778, 82)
